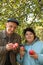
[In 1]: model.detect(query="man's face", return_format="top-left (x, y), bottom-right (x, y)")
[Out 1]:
top-left (6, 22), bottom-right (17, 35)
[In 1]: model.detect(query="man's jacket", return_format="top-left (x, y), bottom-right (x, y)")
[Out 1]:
top-left (0, 30), bottom-right (21, 65)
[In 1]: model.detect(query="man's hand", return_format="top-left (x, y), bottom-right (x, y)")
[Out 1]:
top-left (13, 43), bottom-right (19, 50)
top-left (6, 43), bottom-right (13, 51)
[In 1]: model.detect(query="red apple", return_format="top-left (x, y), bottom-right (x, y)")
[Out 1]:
top-left (13, 44), bottom-right (16, 50)
top-left (29, 50), bottom-right (35, 55)
top-left (14, 43), bottom-right (19, 48)
top-left (20, 46), bottom-right (25, 51)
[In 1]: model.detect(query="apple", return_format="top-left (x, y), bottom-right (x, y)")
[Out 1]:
top-left (14, 43), bottom-right (19, 48)
top-left (13, 43), bottom-right (19, 50)
top-left (13, 44), bottom-right (16, 50)
top-left (29, 50), bottom-right (35, 55)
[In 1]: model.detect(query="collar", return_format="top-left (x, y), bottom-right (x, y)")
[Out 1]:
top-left (2, 30), bottom-right (15, 39)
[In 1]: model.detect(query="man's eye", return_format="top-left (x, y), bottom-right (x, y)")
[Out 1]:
top-left (10, 26), bottom-right (12, 27)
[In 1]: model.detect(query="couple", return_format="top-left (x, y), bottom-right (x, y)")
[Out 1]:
top-left (0, 18), bottom-right (43, 65)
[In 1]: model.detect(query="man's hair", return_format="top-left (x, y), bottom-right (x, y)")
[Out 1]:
top-left (7, 18), bottom-right (19, 25)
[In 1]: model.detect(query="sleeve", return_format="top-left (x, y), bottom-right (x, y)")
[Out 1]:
top-left (0, 46), bottom-right (7, 54)
top-left (16, 54), bottom-right (24, 64)
top-left (36, 46), bottom-right (43, 64)
top-left (37, 54), bottom-right (43, 64)
top-left (0, 32), bottom-right (8, 55)
top-left (0, 39), bottom-right (7, 55)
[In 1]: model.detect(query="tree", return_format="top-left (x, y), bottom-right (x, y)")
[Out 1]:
top-left (0, 0), bottom-right (43, 41)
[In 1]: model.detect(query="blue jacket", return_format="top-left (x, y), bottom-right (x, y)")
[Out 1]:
top-left (17, 38), bottom-right (43, 65)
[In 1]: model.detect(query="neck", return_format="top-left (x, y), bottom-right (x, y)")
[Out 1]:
top-left (27, 41), bottom-right (34, 45)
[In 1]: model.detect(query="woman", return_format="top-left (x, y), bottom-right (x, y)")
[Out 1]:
top-left (17, 27), bottom-right (43, 65)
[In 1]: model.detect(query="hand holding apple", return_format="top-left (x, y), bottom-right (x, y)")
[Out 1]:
top-left (13, 43), bottom-right (19, 50)
top-left (29, 50), bottom-right (35, 55)
top-left (29, 50), bottom-right (38, 59)
top-left (13, 44), bottom-right (16, 50)
top-left (20, 46), bottom-right (25, 58)
top-left (6, 43), bottom-right (13, 51)
top-left (14, 43), bottom-right (19, 48)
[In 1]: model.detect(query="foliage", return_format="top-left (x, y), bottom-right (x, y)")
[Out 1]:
top-left (0, 0), bottom-right (43, 42)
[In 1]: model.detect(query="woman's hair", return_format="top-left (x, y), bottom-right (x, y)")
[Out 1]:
top-left (23, 27), bottom-right (36, 39)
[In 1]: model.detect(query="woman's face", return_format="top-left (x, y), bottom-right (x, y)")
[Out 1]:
top-left (25, 31), bottom-right (35, 44)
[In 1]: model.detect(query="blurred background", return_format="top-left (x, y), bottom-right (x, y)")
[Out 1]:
top-left (0, 0), bottom-right (43, 42)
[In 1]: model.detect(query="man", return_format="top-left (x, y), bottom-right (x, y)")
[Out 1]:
top-left (0, 18), bottom-right (21, 65)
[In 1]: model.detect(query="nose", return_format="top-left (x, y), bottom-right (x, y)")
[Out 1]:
top-left (11, 27), bottom-right (14, 31)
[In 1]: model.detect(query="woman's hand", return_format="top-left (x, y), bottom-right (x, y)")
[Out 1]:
top-left (20, 51), bottom-right (25, 58)
top-left (30, 53), bottom-right (38, 59)
top-left (20, 46), bottom-right (25, 58)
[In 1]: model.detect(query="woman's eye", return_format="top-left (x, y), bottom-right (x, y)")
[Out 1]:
top-left (26, 34), bottom-right (28, 36)
top-left (30, 33), bottom-right (33, 35)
